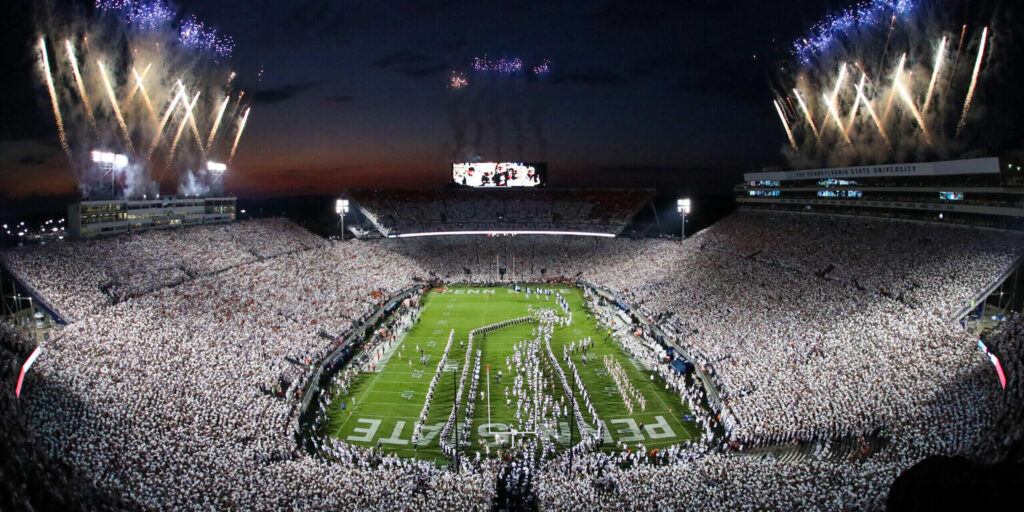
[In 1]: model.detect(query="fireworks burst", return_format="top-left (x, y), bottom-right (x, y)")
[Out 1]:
top-left (793, 0), bottom-right (917, 65)
top-left (229, 107), bottom-right (250, 164)
top-left (922, 36), bottom-right (947, 114)
top-left (169, 89), bottom-right (200, 162)
top-left (65, 39), bottom-right (97, 133)
top-left (179, 15), bottom-right (235, 58)
top-left (35, 2), bottom-right (251, 198)
top-left (449, 71), bottom-right (469, 89)
top-left (97, 60), bottom-right (134, 152)
top-left (473, 55), bottom-right (524, 72)
top-left (773, 99), bottom-right (798, 150)
top-left (38, 38), bottom-right (71, 159)
top-left (96, 1), bottom-right (234, 58)
top-left (206, 96), bottom-right (231, 153)
top-left (773, 3), bottom-right (994, 168)
top-left (956, 26), bottom-right (988, 137)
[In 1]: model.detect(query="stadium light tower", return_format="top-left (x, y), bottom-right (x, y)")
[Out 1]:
top-left (335, 199), bottom-right (349, 240)
top-left (677, 198), bottom-right (691, 240)
top-left (207, 161), bottom-right (227, 186)
top-left (92, 150), bottom-right (128, 194)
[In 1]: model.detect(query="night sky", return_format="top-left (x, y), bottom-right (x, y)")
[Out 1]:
top-left (0, 0), bottom-right (1017, 198)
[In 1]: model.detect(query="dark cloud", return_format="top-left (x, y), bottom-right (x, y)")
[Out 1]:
top-left (675, 68), bottom-right (766, 105)
top-left (372, 51), bottom-right (430, 68)
top-left (668, 47), bottom-right (767, 105)
top-left (249, 82), bottom-right (317, 104)
top-left (551, 69), bottom-right (625, 86)
top-left (396, 64), bottom-right (447, 78)
top-left (592, 0), bottom-right (723, 29)
top-left (17, 155), bottom-right (46, 166)
top-left (325, 95), bottom-right (355, 104)
top-left (278, 0), bottom-right (350, 44)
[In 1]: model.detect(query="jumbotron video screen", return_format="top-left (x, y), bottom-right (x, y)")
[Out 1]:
top-left (452, 162), bottom-right (547, 187)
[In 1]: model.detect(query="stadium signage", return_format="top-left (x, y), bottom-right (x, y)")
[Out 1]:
top-left (744, 157), bottom-right (999, 182)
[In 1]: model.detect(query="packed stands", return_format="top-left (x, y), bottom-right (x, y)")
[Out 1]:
top-left (3, 209), bottom-right (1022, 510)
top-left (350, 189), bottom-right (651, 235)
top-left (1, 219), bottom-right (325, 322)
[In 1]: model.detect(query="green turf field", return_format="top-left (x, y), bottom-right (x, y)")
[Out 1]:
top-left (322, 284), bottom-right (700, 462)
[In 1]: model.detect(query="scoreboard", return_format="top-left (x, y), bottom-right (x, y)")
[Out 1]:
top-left (452, 162), bottom-right (547, 188)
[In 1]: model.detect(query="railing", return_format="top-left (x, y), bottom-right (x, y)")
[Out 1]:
top-left (294, 285), bottom-right (422, 436)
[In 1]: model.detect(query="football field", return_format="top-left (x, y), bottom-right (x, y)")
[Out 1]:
top-left (323, 284), bottom-right (700, 462)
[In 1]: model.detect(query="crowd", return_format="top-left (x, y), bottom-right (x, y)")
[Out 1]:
top-left (12, 223), bottom-right (495, 510)
top-left (1, 219), bottom-right (325, 322)
top-left (3, 208), bottom-right (1022, 509)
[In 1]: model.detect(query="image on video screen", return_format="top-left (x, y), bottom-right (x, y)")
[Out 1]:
top-left (452, 162), bottom-right (546, 187)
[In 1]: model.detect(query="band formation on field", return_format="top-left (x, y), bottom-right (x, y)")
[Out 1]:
top-left (319, 285), bottom-right (704, 462)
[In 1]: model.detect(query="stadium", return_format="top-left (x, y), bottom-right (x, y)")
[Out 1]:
top-left (2, 0), bottom-right (1024, 511)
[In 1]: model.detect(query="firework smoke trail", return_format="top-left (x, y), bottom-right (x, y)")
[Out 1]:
top-left (957, 26), bottom-right (988, 137)
top-left (845, 74), bottom-right (867, 134)
top-left (64, 39), bottom-right (97, 134)
top-left (855, 73), bottom-right (890, 145)
top-left (877, 14), bottom-right (897, 75)
top-left (882, 53), bottom-right (906, 123)
top-left (948, 24), bottom-right (967, 87)
top-left (773, 99), bottom-right (798, 150)
top-left (131, 67), bottom-right (158, 121)
top-left (922, 36), bottom-right (946, 114)
top-left (169, 90), bottom-right (200, 162)
top-left (822, 92), bottom-right (852, 145)
top-left (205, 96), bottom-right (230, 152)
top-left (228, 107), bottom-right (250, 163)
top-left (125, 62), bottom-right (151, 103)
top-left (38, 38), bottom-right (71, 159)
top-left (792, 88), bottom-right (819, 138)
top-left (97, 60), bottom-right (134, 152)
top-left (854, 61), bottom-right (872, 83)
top-left (896, 80), bottom-right (932, 145)
top-left (149, 86), bottom-right (183, 157)
top-left (228, 90), bottom-right (245, 120)
top-left (819, 63), bottom-right (848, 140)
top-left (175, 82), bottom-right (204, 147)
